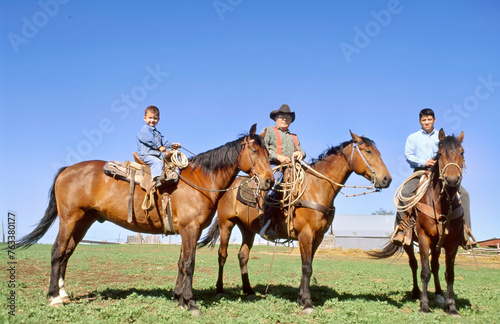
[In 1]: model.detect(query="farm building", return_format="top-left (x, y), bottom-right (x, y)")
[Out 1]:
top-left (320, 214), bottom-right (394, 250)
top-left (477, 238), bottom-right (500, 248)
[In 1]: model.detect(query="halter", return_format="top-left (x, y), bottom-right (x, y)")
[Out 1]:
top-left (349, 141), bottom-right (376, 185)
top-left (438, 162), bottom-right (464, 185)
top-left (239, 138), bottom-right (262, 189)
top-left (299, 140), bottom-right (380, 197)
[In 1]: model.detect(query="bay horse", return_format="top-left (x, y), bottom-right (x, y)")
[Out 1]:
top-left (198, 131), bottom-right (392, 314)
top-left (16, 124), bottom-right (273, 316)
top-left (369, 129), bottom-right (466, 315)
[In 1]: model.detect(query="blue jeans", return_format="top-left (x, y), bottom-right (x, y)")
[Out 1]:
top-left (140, 155), bottom-right (163, 179)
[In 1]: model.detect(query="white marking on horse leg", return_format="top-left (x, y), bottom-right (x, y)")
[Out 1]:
top-left (59, 278), bottom-right (70, 304)
top-left (50, 296), bottom-right (64, 307)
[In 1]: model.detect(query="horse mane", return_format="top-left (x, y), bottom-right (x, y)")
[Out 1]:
top-left (189, 133), bottom-right (263, 175)
top-left (310, 136), bottom-right (376, 166)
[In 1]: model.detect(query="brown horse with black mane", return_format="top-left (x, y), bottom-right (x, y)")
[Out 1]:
top-left (369, 129), bottom-right (466, 316)
top-left (16, 124), bottom-right (273, 316)
top-left (198, 131), bottom-right (391, 314)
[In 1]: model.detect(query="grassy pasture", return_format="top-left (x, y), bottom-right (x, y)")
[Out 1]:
top-left (1, 243), bottom-right (499, 323)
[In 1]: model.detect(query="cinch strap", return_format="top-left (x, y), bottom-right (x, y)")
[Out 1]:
top-left (272, 126), bottom-right (298, 155)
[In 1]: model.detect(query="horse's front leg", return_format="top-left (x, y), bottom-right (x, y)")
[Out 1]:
top-left (418, 237), bottom-right (432, 313)
top-left (430, 246), bottom-right (444, 306)
top-left (173, 245), bottom-right (184, 304)
top-left (444, 244), bottom-right (460, 315)
top-left (297, 233), bottom-right (315, 315)
top-left (403, 243), bottom-right (420, 299)
top-left (238, 227), bottom-right (256, 297)
top-left (174, 232), bottom-right (201, 316)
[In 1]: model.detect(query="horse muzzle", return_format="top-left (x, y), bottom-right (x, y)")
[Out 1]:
top-left (374, 174), bottom-right (392, 189)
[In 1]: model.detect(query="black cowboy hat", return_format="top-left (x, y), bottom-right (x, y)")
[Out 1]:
top-left (269, 104), bottom-right (295, 123)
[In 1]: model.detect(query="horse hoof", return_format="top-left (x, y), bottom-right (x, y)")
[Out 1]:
top-left (246, 294), bottom-right (257, 301)
top-left (215, 293), bottom-right (225, 299)
top-left (190, 308), bottom-right (202, 317)
top-left (303, 307), bottom-right (314, 315)
top-left (49, 296), bottom-right (63, 308)
top-left (435, 294), bottom-right (445, 308)
top-left (419, 307), bottom-right (430, 313)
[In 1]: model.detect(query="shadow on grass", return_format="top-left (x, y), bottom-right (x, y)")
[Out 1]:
top-left (71, 285), bottom-right (471, 313)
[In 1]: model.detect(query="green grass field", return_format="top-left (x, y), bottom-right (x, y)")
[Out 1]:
top-left (1, 243), bottom-right (499, 323)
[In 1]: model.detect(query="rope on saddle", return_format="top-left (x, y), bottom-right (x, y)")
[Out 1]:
top-left (394, 170), bottom-right (430, 213)
top-left (265, 160), bottom-right (306, 210)
top-left (168, 149), bottom-right (189, 169)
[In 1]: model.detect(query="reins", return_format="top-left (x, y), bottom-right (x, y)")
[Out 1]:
top-left (299, 141), bottom-right (381, 197)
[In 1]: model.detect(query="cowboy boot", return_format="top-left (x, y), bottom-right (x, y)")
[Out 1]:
top-left (392, 212), bottom-right (411, 245)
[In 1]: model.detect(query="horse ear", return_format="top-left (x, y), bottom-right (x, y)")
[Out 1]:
top-left (458, 131), bottom-right (464, 143)
top-left (439, 128), bottom-right (445, 141)
top-left (249, 124), bottom-right (257, 137)
top-left (350, 130), bottom-right (362, 142)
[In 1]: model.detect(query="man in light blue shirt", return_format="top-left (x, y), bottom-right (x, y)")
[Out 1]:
top-left (393, 108), bottom-right (470, 245)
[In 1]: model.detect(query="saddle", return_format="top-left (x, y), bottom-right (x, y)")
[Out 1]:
top-left (102, 154), bottom-right (178, 234)
top-left (236, 177), bottom-right (262, 209)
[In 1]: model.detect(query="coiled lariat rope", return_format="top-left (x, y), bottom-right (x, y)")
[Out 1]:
top-left (167, 149), bottom-right (189, 169)
top-left (393, 170), bottom-right (430, 213)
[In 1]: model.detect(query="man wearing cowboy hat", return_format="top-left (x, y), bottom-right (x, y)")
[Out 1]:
top-left (259, 104), bottom-right (306, 240)
top-left (262, 104), bottom-right (306, 165)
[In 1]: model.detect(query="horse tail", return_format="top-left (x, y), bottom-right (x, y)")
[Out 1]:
top-left (365, 240), bottom-right (402, 259)
top-left (16, 167), bottom-right (67, 250)
top-left (197, 218), bottom-right (220, 249)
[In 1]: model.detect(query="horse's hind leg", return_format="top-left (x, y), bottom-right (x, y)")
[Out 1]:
top-left (404, 244), bottom-right (420, 299)
top-left (48, 211), bottom-right (94, 307)
top-left (216, 220), bottom-right (234, 296)
top-left (58, 216), bottom-right (96, 304)
top-left (47, 215), bottom-right (81, 306)
top-left (238, 226), bottom-right (256, 297)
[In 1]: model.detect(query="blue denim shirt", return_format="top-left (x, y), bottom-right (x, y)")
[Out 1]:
top-left (405, 128), bottom-right (439, 169)
top-left (136, 125), bottom-right (169, 157)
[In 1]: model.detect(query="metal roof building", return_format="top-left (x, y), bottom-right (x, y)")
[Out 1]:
top-left (321, 214), bottom-right (395, 250)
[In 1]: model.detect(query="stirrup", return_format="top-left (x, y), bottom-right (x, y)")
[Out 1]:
top-left (259, 219), bottom-right (277, 241)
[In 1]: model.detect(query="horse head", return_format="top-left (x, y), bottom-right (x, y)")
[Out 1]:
top-left (239, 124), bottom-right (274, 190)
top-left (437, 128), bottom-right (465, 188)
top-left (348, 131), bottom-right (392, 189)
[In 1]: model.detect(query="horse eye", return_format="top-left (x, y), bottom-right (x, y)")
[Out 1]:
top-left (365, 149), bottom-right (372, 154)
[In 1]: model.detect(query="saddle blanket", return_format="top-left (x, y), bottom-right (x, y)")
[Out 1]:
top-left (236, 177), bottom-right (261, 208)
top-left (103, 161), bottom-right (152, 190)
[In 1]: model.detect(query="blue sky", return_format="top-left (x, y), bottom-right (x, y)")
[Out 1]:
top-left (1, 1), bottom-right (499, 245)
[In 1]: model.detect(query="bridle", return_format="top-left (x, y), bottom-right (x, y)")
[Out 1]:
top-left (300, 140), bottom-right (381, 197)
top-left (349, 140), bottom-right (378, 189)
top-left (436, 151), bottom-right (465, 202)
top-left (239, 137), bottom-right (263, 189)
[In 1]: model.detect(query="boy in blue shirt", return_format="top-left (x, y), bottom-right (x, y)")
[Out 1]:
top-left (137, 105), bottom-right (181, 188)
